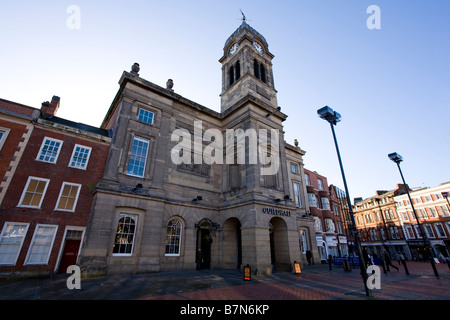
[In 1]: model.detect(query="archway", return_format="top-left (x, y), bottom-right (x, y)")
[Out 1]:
top-left (269, 217), bottom-right (290, 271)
top-left (222, 218), bottom-right (242, 269)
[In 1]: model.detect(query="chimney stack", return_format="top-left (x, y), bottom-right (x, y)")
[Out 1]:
top-left (41, 95), bottom-right (60, 117)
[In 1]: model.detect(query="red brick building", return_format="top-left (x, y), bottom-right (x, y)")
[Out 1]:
top-left (0, 96), bottom-right (110, 277)
top-left (304, 169), bottom-right (347, 261)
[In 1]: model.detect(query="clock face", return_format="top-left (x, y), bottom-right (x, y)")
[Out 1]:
top-left (253, 41), bottom-right (263, 54)
top-left (229, 43), bottom-right (239, 56)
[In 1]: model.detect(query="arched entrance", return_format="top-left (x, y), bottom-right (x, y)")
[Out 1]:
top-left (222, 218), bottom-right (242, 269)
top-left (196, 219), bottom-right (212, 269)
top-left (269, 217), bottom-right (290, 271)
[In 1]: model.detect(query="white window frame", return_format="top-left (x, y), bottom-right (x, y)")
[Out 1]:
top-left (112, 214), bottom-right (138, 256)
top-left (18, 176), bottom-right (50, 209)
top-left (165, 218), bottom-right (183, 256)
top-left (0, 127), bottom-right (11, 151)
top-left (126, 136), bottom-right (150, 178)
top-left (24, 224), bottom-right (58, 265)
top-left (434, 223), bottom-right (446, 238)
top-left (138, 108), bottom-right (154, 125)
top-left (68, 144), bottom-right (92, 170)
top-left (54, 182), bottom-right (82, 212)
top-left (293, 182), bottom-right (302, 208)
top-left (0, 222), bottom-right (29, 265)
top-left (36, 137), bottom-right (63, 164)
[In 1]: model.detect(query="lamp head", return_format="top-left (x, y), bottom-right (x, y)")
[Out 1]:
top-left (317, 106), bottom-right (341, 124)
top-left (388, 152), bottom-right (403, 164)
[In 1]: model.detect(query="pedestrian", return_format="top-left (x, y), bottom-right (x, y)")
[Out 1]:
top-left (328, 254), bottom-right (333, 271)
top-left (383, 249), bottom-right (399, 272)
top-left (306, 250), bottom-right (313, 266)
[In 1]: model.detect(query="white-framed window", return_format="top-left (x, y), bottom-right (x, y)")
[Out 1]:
top-left (317, 179), bottom-right (324, 190)
top-left (308, 193), bottom-right (317, 207)
top-left (437, 205), bottom-right (450, 217)
top-left (304, 174), bottom-right (310, 186)
top-left (314, 216), bottom-right (323, 232)
top-left (138, 108), bottom-right (154, 125)
top-left (55, 182), bottom-right (81, 212)
top-left (112, 214), bottom-right (137, 256)
top-left (293, 182), bottom-right (302, 208)
top-left (165, 218), bottom-right (182, 256)
top-left (321, 197), bottom-right (330, 210)
top-left (0, 222), bottom-right (29, 265)
top-left (424, 224), bottom-right (435, 238)
top-left (25, 224), bottom-right (58, 265)
top-left (69, 144), bottom-right (92, 170)
top-left (435, 223), bottom-right (446, 238)
top-left (290, 163), bottom-right (298, 174)
top-left (18, 176), bottom-right (50, 208)
top-left (127, 137), bottom-right (149, 177)
top-left (405, 225), bottom-right (415, 239)
top-left (0, 127), bottom-right (11, 151)
top-left (36, 137), bottom-right (63, 164)
top-left (325, 219), bottom-right (335, 233)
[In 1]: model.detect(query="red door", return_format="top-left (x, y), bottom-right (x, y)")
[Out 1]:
top-left (58, 240), bottom-right (81, 273)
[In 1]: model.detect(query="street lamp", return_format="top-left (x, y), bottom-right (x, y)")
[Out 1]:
top-left (388, 152), bottom-right (439, 278)
top-left (318, 106), bottom-right (371, 297)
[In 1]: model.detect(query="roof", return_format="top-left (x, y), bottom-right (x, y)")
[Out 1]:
top-left (224, 20), bottom-right (268, 50)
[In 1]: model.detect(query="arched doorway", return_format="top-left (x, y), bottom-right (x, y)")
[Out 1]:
top-left (269, 217), bottom-right (290, 271)
top-left (196, 219), bottom-right (212, 269)
top-left (222, 218), bottom-right (242, 269)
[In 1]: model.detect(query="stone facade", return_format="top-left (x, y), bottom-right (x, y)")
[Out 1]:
top-left (79, 20), bottom-right (316, 276)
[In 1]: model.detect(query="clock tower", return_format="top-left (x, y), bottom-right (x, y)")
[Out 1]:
top-left (219, 19), bottom-right (278, 113)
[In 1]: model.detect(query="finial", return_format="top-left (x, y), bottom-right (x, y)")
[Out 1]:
top-left (131, 62), bottom-right (140, 76)
top-left (166, 79), bottom-right (174, 92)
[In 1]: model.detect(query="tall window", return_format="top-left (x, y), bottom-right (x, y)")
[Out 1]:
top-left (229, 65), bottom-right (235, 86)
top-left (138, 108), bottom-right (154, 125)
top-left (127, 137), bottom-right (149, 177)
top-left (55, 182), bottom-right (81, 212)
top-left (293, 182), bottom-right (302, 208)
top-left (235, 60), bottom-right (240, 81)
top-left (112, 214), bottom-right (137, 256)
top-left (25, 224), bottom-right (58, 265)
top-left (69, 144), bottom-right (92, 170)
top-left (317, 179), bottom-right (324, 190)
top-left (304, 174), bottom-right (310, 186)
top-left (0, 222), bottom-right (29, 265)
top-left (36, 137), bottom-right (63, 164)
top-left (18, 176), bottom-right (50, 208)
top-left (165, 219), bottom-right (182, 256)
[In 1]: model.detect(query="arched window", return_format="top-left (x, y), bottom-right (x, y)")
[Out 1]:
top-left (112, 214), bottom-right (137, 256)
top-left (253, 59), bottom-right (260, 79)
top-left (235, 60), bottom-right (240, 81)
top-left (229, 65), bottom-right (235, 86)
top-left (165, 218), bottom-right (182, 256)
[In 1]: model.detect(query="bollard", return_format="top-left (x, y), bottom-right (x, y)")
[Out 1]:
top-left (244, 264), bottom-right (251, 281)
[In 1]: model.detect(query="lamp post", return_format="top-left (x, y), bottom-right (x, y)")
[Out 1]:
top-left (388, 152), bottom-right (439, 278)
top-left (317, 106), bottom-right (371, 297)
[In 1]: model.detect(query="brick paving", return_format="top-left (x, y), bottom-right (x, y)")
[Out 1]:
top-left (0, 261), bottom-right (449, 300)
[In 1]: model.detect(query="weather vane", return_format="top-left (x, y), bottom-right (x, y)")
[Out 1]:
top-left (239, 9), bottom-right (247, 22)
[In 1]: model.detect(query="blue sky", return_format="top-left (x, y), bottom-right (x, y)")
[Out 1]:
top-left (1, 1), bottom-right (449, 200)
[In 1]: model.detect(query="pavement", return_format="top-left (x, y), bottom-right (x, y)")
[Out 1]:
top-left (0, 261), bottom-right (449, 301)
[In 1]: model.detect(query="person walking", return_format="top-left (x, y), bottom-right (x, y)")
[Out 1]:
top-left (306, 250), bottom-right (313, 266)
top-left (383, 248), bottom-right (399, 272)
